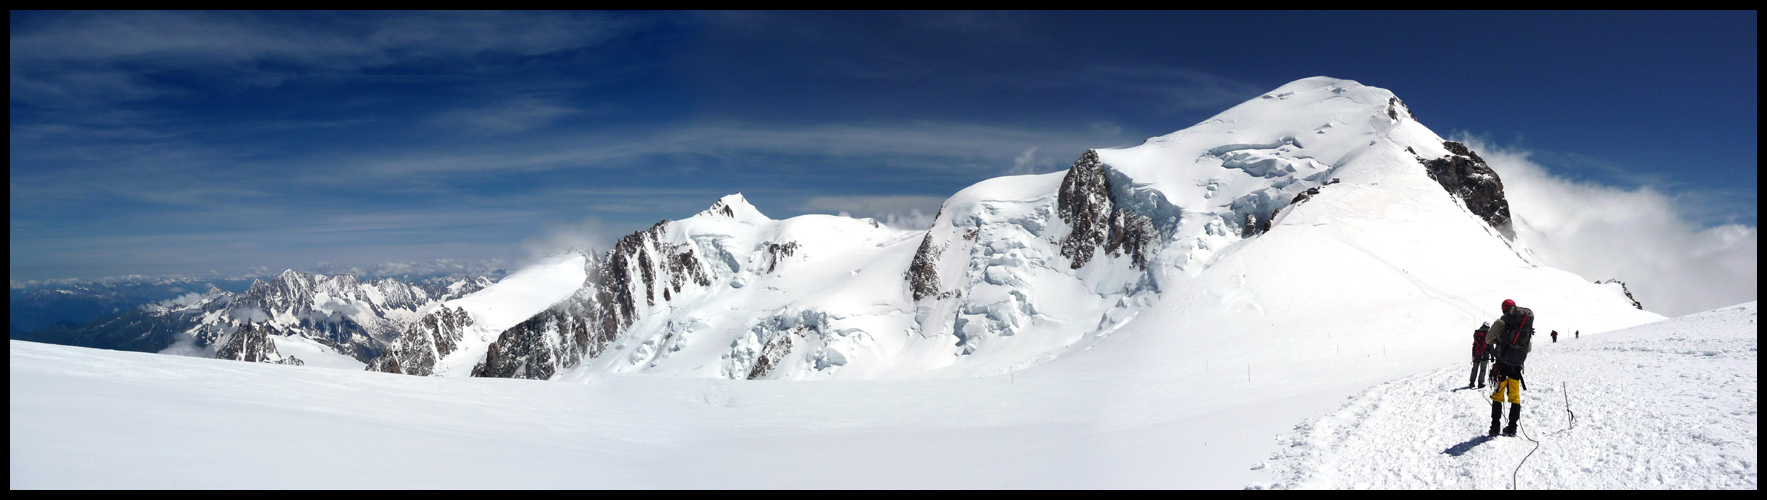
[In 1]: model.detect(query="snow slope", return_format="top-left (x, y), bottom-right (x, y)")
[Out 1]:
top-left (1257, 302), bottom-right (1757, 489)
top-left (10, 302), bottom-right (1751, 488)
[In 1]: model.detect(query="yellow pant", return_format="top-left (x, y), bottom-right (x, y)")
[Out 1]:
top-left (1490, 378), bottom-right (1522, 404)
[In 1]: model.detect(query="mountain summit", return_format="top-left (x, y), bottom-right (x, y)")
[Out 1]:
top-left (354, 77), bottom-right (1658, 382)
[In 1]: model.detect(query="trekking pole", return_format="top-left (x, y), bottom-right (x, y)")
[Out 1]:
top-left (1563, 382), bottom-right (1576, 431)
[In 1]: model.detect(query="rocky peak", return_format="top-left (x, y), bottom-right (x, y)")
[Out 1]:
top-left (699, 193), bottom-right (768, 221)
top-left (240, 269), bottom-right (324, 313)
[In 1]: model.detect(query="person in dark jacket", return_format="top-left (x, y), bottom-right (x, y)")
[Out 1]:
top-left (1551, 330), bottom-right (1558, 343)
top-left (1468, 322), bottom-right (1491, 389)
top-left (1486, 299), bottom-right (1534, 436)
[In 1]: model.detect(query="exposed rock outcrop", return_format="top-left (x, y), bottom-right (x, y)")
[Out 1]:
top-left (470, 256), bottom-right (613, 380)
top-left (1107, 208), bottom-right (1158, 268)
top-left (765, 242), bottom-right (800, 274)
top-left (366, 305), bottom-right (472, 375)
top-left (905, 232), bottom-right (942, 301)
top-left (472, 211), bottom-right (729, 379)
top-left (470, 303), bottom-right (596, 379)
top-left (745, 327), bottom-right (797, 380)
top-left (1420, 141), bottom-right (1513, 236)
top-left (721, 310), bottom-right (834, 380)
top-left (1058, 150), bottom-right (1115, 269)
top-left (216, 320), bottom-right (300, 365)
top-left (1599, 279), bottom-right (1645, 310)
top-left (1057, 150), bottom-right (1159, 269)
top-left (1387, 97), bottom-right (1416, 121)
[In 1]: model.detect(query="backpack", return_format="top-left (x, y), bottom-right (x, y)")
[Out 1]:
top-left (1473, 327), bottom-right (1489, 357)
top-left (1495, 307), bottom-right (1534, 368)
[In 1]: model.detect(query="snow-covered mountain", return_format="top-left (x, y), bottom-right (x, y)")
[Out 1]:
top-left (369, 76), bottom-right (1660, 382)
top-left (13, 77), bottom-right (1745, 489)
top-left (31, 270), bottom-right (500, 368)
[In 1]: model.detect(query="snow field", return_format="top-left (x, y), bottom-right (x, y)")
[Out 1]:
top-left (270, 334), bottom-right (366, 370)
top-left (7, 300), bottom-right (1743, 488)
top-left (12, 333), bottom-right (1377, 488)
top-left (1255, 302), bottom-right (1756, 489)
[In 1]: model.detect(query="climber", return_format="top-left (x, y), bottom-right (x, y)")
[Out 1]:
top-left (1486, 299), bottom-right (1534, 436)
top-left (1468, 322), bottom-right (1491, 389)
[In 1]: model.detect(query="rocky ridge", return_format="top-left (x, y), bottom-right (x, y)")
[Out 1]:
top-left (215, 320), bottom-right (302, 365)
top-left (1418, 140), bottom-right (1514, 237)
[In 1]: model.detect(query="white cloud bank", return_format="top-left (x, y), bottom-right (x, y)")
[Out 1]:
top-left (1465, 139), bottom-right (1757, 317)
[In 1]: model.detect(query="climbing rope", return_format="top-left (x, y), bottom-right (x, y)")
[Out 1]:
top-left (1512, 422), bottom-right (1541, 490)
top-left (1510, 382), bottom-right (1576, 488)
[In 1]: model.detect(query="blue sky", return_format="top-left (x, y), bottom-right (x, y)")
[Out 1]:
top-left (10, 11), bottom-right (1757, 282)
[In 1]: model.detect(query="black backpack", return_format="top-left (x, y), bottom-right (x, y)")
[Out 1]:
top-left (1495, 308), bottom-right (1534, 368)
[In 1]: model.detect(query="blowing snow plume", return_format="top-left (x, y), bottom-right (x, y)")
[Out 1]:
top-left (519, 215), bottom-right (612, 267)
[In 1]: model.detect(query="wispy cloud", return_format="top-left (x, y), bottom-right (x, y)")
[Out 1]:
top-left (10, 11), bottom-right (632, 106)
top-left (1006, 146), bottom-right (1049, 175)
top-left (428, 96), bottom-right (584, 135)
top-left (12, 110), bottom-right (1122, 280)
top-left (333, 120), bottom-right (1113, 181)
top-left (313, 258), bottom-right (513, 280)
top-left (1462, 137), bottom-right (1757, 316)
top-left (1062, 66), bottom-right (1270, 114)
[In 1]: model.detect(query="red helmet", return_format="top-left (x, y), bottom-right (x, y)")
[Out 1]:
top-left (1501, 299), bottom-right (1516, 312)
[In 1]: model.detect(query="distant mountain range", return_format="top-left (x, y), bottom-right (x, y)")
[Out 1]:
top-left (12, 272), bottom-right (495, 365)
top-left (10, 278), bottom-right (259, 334)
